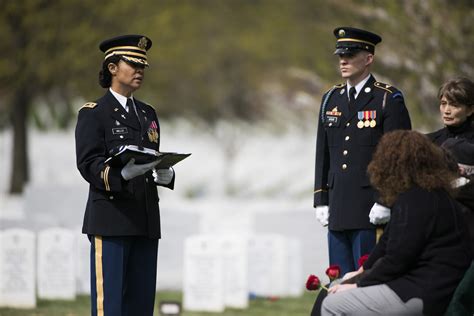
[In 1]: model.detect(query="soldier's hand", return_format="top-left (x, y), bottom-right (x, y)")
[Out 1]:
top-left (120, 158), bottom-right (160, 181)
top-left (152, 167), bottom-right (174, 185)
top-left (315, 205), bottom-right (329, 226)
top-left (369, 203), bottom-right (391, 225)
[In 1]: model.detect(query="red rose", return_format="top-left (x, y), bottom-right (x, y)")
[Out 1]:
top-left (358, 254), bottom-right (369, 268)
top-left (305, 274), bottom-right (321, 291)
top-left (325, 265), bottom-right (341, 280)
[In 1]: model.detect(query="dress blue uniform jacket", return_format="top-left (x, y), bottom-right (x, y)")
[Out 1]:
top-left (314, 75), bottom-right (411, 231)
top-left (75, 90), bottom-right (174, 239)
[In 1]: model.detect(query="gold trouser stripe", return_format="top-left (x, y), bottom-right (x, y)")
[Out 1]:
top-left (104, 166), bottom-right (110, 191)
top-left (95, 236), bottom-right (104, 316)
top-left (376, 227), bottom-right (384, 243)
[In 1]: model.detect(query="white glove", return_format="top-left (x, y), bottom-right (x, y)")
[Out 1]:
top-left (152, 167), bottom-right (174, 185)
top-left (369, 203), bottom-right (391, 225)
top-left (121, 158), bottom-right (160, 181)
top-left (315, 205), bottom-right (329, 226)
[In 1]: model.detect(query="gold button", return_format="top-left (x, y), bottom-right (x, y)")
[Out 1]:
top-left (343, 150), bottom-right (348, 156)
top-left (120, 135), bottom-right (124, 139)
top-left (329, 123), bottom-right (333, 127)
top-left (346, 122), bottom-right (350, 127)
top-left (342, 164), bottom-right (347, 170)
top-left (109, 196), bottom-right (114, 200)
top-left (345, 136), bottom-right (350, 141)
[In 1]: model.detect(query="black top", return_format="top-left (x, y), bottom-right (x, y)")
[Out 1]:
top-left (427, 120), bottom-right (474, 146)
top-left (358, 186), bottom-right (472, 316)
top-left (75, 91), bottom-right (174, 238)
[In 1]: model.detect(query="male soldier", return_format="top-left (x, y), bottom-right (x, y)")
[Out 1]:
top-left (313, 27), bottom-right (411, 275)
top-left (75, 35), bottom-right (175, 316)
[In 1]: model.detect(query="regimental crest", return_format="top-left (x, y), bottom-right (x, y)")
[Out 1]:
top-left (138, 37), bottom-right (148, 50)
top-left (338, 29), bottom-right (345, 37)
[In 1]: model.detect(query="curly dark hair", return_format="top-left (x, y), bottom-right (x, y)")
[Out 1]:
top-left (368, 130), bottom-right (457, 206)
top-left (98, 55), bottom-right (122, 88)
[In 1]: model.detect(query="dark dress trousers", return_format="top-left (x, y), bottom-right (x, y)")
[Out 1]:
top-left (358, 186), bottom-right (472, 316)
top-left (314, 75), bottom-right (411, 230)
top-left (75, 90), bottom-right (174, 239)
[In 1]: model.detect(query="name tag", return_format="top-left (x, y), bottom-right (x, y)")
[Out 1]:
top-left (112, 127), bottom-right (128, 135)
top-left (326, 116), bottom-right (339, 124)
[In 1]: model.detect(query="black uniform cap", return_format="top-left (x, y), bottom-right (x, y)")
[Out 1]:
top-left (333, 27), bottom-right (381, 56)
top-left (99, 34), bottom-right (152, 66)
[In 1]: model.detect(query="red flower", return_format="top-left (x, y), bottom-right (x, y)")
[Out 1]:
top-left (305, 274), bottom-right (328, 291)
top-left (325, 265), bottom-right (341, 280)
top-left (358, 254), bottom-right (369, 268)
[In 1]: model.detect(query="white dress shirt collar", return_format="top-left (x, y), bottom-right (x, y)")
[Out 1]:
top-left (347, 74), bottom-right (371, 100)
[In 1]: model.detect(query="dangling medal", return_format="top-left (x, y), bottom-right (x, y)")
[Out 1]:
top-left (357, 111), bottom-right (364, 129)
top-left (364, 111), bottom-right (370, 127)
top-left (370, 110), bottom-right (377, 128)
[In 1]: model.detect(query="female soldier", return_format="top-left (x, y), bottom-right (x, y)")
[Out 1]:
top-left (321, 130), bottom-right (472, 316)
top-left (75, 35), bottom-right (174, 316)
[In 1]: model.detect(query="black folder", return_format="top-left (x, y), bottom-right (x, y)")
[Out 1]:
top-left (105, 145), bottom-right (191, 169)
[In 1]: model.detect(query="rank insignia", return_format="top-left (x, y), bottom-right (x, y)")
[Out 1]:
top-left (147, 120), bottom-right (159, 143)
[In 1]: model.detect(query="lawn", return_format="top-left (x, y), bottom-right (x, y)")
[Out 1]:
top-left (0, 291), bottom-right (318, 316)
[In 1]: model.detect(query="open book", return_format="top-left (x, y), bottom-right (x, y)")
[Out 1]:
top-left (105, 145), bottom-right (191, 169)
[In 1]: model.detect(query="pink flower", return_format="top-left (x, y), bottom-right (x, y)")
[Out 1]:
top-left (305, 274), bottom-right (328, 291)
top-left (325, 265), bottom-right (341, 281)
top-left (358, 254), bottom-right (370, 268)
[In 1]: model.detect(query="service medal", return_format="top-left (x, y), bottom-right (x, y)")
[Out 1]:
top-left (364, 111), bottom-right (370, 127)
top-left (370, 110), bottom-right (377, 128)
top-left (357, 111), bottom-right (364, 129)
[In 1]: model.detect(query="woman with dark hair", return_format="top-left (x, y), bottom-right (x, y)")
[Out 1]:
top-left (75, 35), bottom-right (176, 316)
top-left (427, 77), bottom-right (474, 145)
top-left (321, 130), bottom-right (472, 316)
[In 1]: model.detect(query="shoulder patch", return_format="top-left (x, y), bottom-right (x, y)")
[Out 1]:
top-left (374, 81), bottom-right (394, 93)
top-left (79, 102), bottom-right (97, 110)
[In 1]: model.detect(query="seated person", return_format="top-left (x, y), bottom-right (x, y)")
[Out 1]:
top-left (321, 130), bottom-right (472, 316)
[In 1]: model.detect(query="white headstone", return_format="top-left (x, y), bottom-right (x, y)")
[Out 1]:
top-left (75, 232), bottom-right (91, 294)
top-left (37, 227), bottom-right (76, 300)
top-left (0, 228), bottom-right (36, 308)
top-left (247, 234), bottom-right (288, 297)
top-left (183, 235), bottom-right (224, 312)
top-left (286, 238), bottom-right (303, 297)
top-left (220, 235), bottom-right (248, 309)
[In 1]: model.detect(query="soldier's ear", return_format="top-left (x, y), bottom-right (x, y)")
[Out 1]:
top-left (108, 63), bottom-right (118, 75)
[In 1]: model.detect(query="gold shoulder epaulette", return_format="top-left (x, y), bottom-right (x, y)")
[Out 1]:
top-left (79, 102), bottom-right (97, 110)
top-left (324, 83), bottom-right (345, 94)
top-left (374, 82), bottom-right (394, 93)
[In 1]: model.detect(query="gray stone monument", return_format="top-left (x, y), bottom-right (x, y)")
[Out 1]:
top-left (183, 234), bottom-right (224, 312)
top-left (37, 227), bottom-right (76, 300)
top-left (0, 228), bottom-right (36, 308)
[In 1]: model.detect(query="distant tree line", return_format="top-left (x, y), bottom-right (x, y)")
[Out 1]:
top-left (0, 0), bottom-right (472, 193)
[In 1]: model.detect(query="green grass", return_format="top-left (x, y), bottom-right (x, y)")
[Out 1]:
top-left (0, 291), bottom-right (318, 316)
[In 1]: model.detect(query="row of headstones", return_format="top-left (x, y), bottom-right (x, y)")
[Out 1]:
top-left (0, 227), bottom-right (90, 308)
top-left (183, 233), bottom-right (303, 313)
top-left (0, 228), bottom-right (303, 312)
